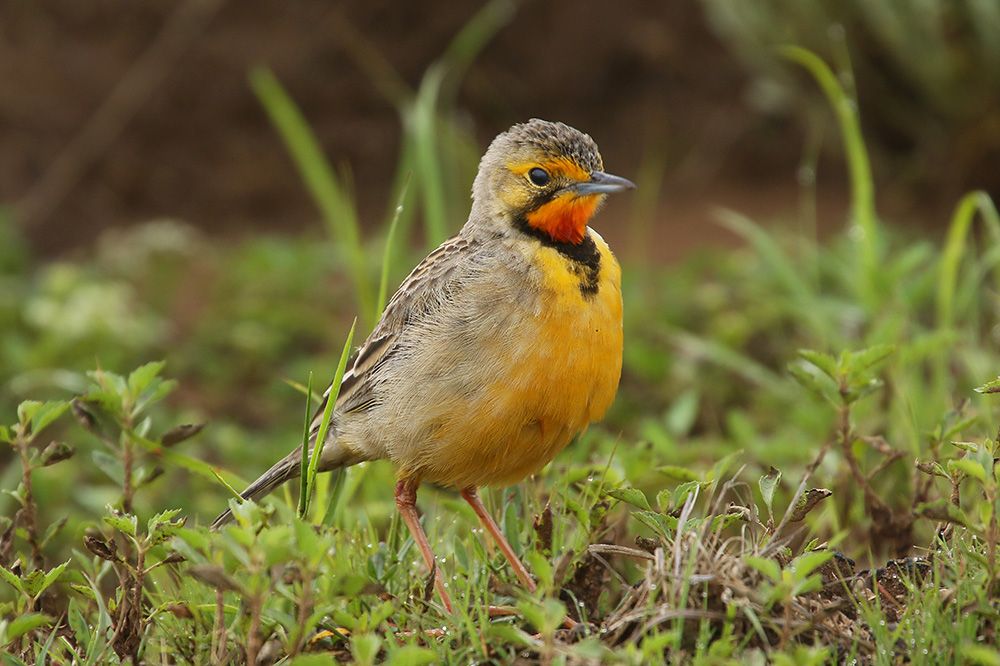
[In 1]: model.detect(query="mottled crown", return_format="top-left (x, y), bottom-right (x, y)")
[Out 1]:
top-left (472, 119), bottom-right (605, 211)
top-left (492, 119), bottom-right (604, 173)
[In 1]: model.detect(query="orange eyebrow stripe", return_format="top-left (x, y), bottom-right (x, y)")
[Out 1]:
top-left (509, 157), bottom-right (590, 182)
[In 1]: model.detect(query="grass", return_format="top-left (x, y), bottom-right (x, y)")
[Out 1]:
top-left (3, 28), bottom-right (1000, 665)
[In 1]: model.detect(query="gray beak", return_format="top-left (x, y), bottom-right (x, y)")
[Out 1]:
top-left (570, 171), bottom-right (636, 196)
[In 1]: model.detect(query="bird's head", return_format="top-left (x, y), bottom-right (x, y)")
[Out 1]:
top-left (472, 119), bottom-right (635, 245)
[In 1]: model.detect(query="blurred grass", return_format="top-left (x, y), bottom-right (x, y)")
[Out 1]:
top-left (702, 0), bottom-right (1000, 191)
top-left (3, 17), bottom-right (1000, 661)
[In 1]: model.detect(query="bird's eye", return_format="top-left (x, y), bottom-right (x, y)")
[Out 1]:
top-left (527, 167), bottom-right (551, 187)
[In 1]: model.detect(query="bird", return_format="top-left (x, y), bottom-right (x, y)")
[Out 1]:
top-left (212, 119), bottom-right (634, 613)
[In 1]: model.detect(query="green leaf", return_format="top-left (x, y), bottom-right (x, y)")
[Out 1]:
top-left (21, 571), bottom-right (46, 598)
top-left (797, 350), bottom-right (837, 379)
top-left (952, 441), bottom-right (980, 452)
top-left (942, 415), bottom-right (979, 442)
top-left (789, 550), bottom-right (833, 580)
top-left (67, 598), bottom-right (92, 649)
top-left (709, 449), bottom-right (744, 483)
top-left (957, 643), bottom-right (1000, 666)
top-left (974, 378), bottom-right (1000, 394)
top-left (133, 378), bottom-right (178, 415)
top-left (385, 645), bottom-right (438, 666)
top-left (655, 487), bottom-right (673, 513)
top-left (759, 466), bottom-right (781, 520)
top-left (369, 600), bottom-right (396, 628)
top-left (483, 623), bottom-right (536, 648)
top-left (69, 583), bottom-right (96, 601)
top-left (30, 402), bottom-right (69, 437)
top-left (39, 561), bottom-right (69, 597)
top-left (658, 465), bottom-right (700, 482)
top-left (127, 361), bottom-right (166, 397)
top-left (708, 510), bottom-right (748, 532)
top-left (672, 480), bottom-right (708, 511)
top-left (0, 566), bottom-right (23, 594)
top-left (92, 451), bottom-right (124, 486)
top-left (0, 651), bottom-right (30, 666)
top-left (4, 612), bottom-right (52, 642)
top-left (503, 496), bottom-right (521, 560)
top-left (787, 362), bottom-right (837, 404)
top-left (148, 510), bottom-right (186, 546)
top-left (525, 551), bottom-right (553, 590)
top-left (843, 377), bottom-right (884, 404)
top-left (605, 487), bottom-right (650, 511)
top-left (130, 431), bottom-right (231, 484)
top-left (950, 459), bottom-right (987, 484)
top-left (80, 391), bottom-right (124, 420)
top-left (851, 344), bottom-right (895, 371)
top-left (744, 556), bottom-right (782, 582)
top-left (16, 400), bottom-right (42, 427)
top-left (915, 500), bottom-right (970, 527)
top-left (665, 389), bottom-right (699, 436)
top-left (104, 508), bottom-right (137, 537)
top-left (633, 510), bottom-right (677, 538)
top-left (350, 633), bottom-right (382, 666)
top-left (87, 369), bottom-right (128, 397)
top-left (289, 656), bottom-right (343, 666)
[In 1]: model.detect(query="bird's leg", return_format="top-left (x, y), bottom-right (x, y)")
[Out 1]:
top-left (394, 479), bottom-right (454, 613)
top-left (460, 487), bottom-right (537, 593)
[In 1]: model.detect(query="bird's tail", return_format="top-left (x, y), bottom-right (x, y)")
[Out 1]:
top-left (210, 438), bottom-right (362, 529)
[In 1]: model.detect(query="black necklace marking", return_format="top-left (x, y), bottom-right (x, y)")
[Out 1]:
top-left (514, 214), bottom-right (602, 298)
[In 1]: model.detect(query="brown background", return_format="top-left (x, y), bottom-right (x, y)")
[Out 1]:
top-left (3, 0), bottom-right (984, 262)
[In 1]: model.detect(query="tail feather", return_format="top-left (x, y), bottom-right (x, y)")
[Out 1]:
top-left (211, 448), bottom-right (303, 528)
top-left (211, 438), bottom-right (365, 529)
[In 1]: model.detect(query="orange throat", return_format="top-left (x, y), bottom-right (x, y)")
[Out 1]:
top-left (525, 194), bottom-right (601, 244)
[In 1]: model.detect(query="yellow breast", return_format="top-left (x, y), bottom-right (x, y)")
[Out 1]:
top-left (408, 229), bottom-right (623, 489)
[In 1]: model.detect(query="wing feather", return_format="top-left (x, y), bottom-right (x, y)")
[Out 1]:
top-left (309, 234), bottom-right (477, 431)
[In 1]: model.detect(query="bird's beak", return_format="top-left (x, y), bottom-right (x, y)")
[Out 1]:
top-left (569, 171), bottom-right (636, 197)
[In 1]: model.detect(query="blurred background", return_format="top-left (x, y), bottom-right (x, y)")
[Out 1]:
top-left (6, 0), bottom-right (999, 259)
top-left (3, 0), bottom-right (1000, 558)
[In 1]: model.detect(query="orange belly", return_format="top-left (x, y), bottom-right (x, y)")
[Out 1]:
top-left (400, 233), bottom-right (623, 489)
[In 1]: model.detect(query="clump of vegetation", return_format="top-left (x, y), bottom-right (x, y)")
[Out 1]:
top-left (3, 13), bottom-right (1000, 664)
top-left (701, 0), bottom-right (1000, 194)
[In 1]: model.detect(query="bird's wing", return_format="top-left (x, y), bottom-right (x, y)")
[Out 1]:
top-left (309, 233), bottom-right (478, 431)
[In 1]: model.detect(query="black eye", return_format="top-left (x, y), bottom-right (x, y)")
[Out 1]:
top-left (527, 167), bottom-right (550, 187)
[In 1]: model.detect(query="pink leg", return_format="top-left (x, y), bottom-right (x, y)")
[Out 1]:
top-left (394, 479), bottom-right (453, 613)
top-left (461, 487), bottom-right (537, 593)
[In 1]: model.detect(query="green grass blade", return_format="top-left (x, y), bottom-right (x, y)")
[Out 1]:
top-left (442, 0), bottom-right (519, 76)
top-left (297, 372), bottom-right (315, 518)
top-left (321, 467), bottom-right (347, 527)
top-left (377, 175), bottom-right (410, 314)
top-left (410, 64), bottom-right (449, 248)
top-left (668, 328), bottom-right (792, 399)
top-left (937, 190), bottom-right (1000, 330)
top-left (780, 46), bottom-right (879, 288)
top-left (210, 468), bottom-right (244, 501)
top-left (302, 319), bottom-right (357, 521)
top-left (714, 207), bottom-right (827, 336)
top-left (249, 66), bottom-right (374, 325)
